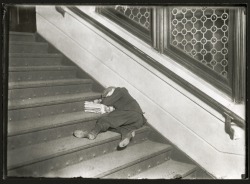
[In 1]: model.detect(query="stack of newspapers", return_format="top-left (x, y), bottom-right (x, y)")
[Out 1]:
top-left (84, 101), bottom-right (105, 114)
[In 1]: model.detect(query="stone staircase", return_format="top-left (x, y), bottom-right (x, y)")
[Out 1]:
top-left (7, 31), bottom-right (199, 179)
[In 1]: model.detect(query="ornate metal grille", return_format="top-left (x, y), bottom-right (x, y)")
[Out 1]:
top-left (170, 7), bottom-right (229, 78)
top-left (114, 6), bottom-right (151, 30)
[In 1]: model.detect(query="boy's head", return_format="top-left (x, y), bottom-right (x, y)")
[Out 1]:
top-left (102, 86), bottom-right (116, 97)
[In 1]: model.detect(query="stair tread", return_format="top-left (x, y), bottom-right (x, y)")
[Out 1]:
top-left (131, 159), bottom-right (197, 179)
top-left (43, 140), bottom-right (171, 178)
top-left (9, 79), bottom-right (93, 89)
top-left (8, 111), bottom-right (103, 136)
top-left (9, 53), bottom-right (62, 58)
top-left (8, 92), bottom-right (102, 110)
top-left (9, 41), bottom-right (47, 45)
top-left (8, 126), bottom-right (151, 170)
top-left (9, 66), bottom-right (76, 72)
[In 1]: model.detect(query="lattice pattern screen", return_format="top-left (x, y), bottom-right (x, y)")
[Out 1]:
top-left (114, 6), bottom-right (151, 30)
top-left (170, 7), bottom-right (229, 78)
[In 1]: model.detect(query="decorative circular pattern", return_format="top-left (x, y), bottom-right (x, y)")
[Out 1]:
top-left (221, 59), bottom-right (228, 66)
top-left (201, 49), bottom-right (207, 55)
top-left (221, 36), bottom-right (228, 43)
top-left (191, 39), bottom-right (197, 45)
top-left (116, 6), bottom-right (151, 30)
top-left (182, 18), bottom-right (187, 24)
top-left (191, 49), bottom-right (197, 56)
top-left (211, 37), bottom-right (217, 43)
top-left (211, 26), bottom-right (217, 32)
top-left (201, 38), bottom-right (207, 44)
top-left (182, 39), bottom-right (188, 45)
top-left (201, 27), bottom-right (207, 33)
top-left (170, 7), bottom-right (229, 78)
top-left (182, 29), bottom-right (187, 35)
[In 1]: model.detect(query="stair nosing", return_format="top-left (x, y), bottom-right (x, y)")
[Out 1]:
top-left (9, 66), bottom-right (76, 72)
top-left (7, 126), bottom-right (151, 170)
top-left (9, 79), bottom-right (93, 89)
top-left (9, 32), bottom-right (36, 36)
top-left (8, 92), bottom-right (102, 110)
top-left (131, 159), bottom-right (197, 179)
top-left (9, 53), bottom-right (62, 58)
top-left (9, 41), bottom-right (48, 46)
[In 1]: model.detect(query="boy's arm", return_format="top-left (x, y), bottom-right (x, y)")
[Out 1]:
top-left (102, 88), bottom-right (123, 106)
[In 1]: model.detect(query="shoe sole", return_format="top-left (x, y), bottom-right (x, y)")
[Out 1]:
top-left (118, 131), bottom-right (135, 148)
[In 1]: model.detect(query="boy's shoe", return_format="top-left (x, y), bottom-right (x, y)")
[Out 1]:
top-left (118, 130), bottom-right (135, 148)
top-left (88, 124), bottom-right (102, 140)
top-left (73, 129), bottom-right (99, 140)
top-left (73, 124), bottom-right (102, 140)
top-left (73, 130), bottom-right (89, 138)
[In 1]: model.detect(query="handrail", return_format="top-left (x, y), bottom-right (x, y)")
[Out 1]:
top-left (67, 6), bottom-right (245, 132)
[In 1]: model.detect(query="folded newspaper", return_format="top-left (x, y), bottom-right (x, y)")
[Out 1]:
top-left (84, 101), bottom-right (106, 114)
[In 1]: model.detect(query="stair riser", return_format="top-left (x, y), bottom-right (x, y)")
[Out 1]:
top-left (9, 70), bottom-right (76, 82)
top-left (8, 101), bottom-right (87, 122)
top-left (9, 57), bottom-right (62, 66)
top-left (9, 35), bottom-right (36, 42)
top-left (8, 120), bottom-right (97, 150)
top-left (9, 44), bottom-right (48, 53)
top-left (9, 83), bottom-right (93, 100)
top-left (8, 130), bottom-right (150, 176)
top-left (102, 151), bottom-right (171, 179)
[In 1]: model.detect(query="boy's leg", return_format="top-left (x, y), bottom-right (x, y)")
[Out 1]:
top-left (73, 118), bottom-right (110, 139)
top-left (116, 116), bottom-right (144, 148)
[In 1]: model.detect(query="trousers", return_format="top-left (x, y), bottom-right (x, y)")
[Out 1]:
top-left (95, 110), bottom-right (145, 138)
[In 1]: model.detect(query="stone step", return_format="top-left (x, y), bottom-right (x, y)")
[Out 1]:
top-left (8, 92), bottom-right (102, 121)
top-left (8, 111), bottom-right (103, 149)
top-left (8, 66), bottom-right (77, 82)
top-left (8, 79), bottom-right (93, 99)
top-left (9, 53), bottom-right (63, 66)
top-left (9, 41), bottom-right (48, 53)
top-left (42, 140), bottom-right (172, 178)
top-left (9, 32), bottom-right (36, 42)
top-left (131, 159), bottom-right (197, 179)
top-left (7, 126), bottom-right (151, 177)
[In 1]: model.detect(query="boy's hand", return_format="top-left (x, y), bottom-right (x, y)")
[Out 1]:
top-left (93, 99), bottom-right (102, 103)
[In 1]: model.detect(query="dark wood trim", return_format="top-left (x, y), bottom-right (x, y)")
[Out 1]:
top-left (233, 7), bottom-right (246, 103)
top-left (152, 7), bottom-right (164, 52)
top-left (163, 7), bottom-right (233, 97)
top-left (68, 6), bottom-right (245, 128)
top-left (3, 4), bottom-right (10, 178)
top-left (99, 7), bottom-right (152, 45)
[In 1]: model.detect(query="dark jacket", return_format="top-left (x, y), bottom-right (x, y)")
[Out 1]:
top-left (102, 87), bottom-right (144, 114)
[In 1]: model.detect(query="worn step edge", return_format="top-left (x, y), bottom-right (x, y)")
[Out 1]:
top-left (8, 126), bottom-right (151, 170)
top-left (9, 41), bottom-right (48, 46)
top-left (8, 92), bottom-right (102, 110)
top-left (9, 32), bottom-right (36, 36)
top-left (131, 159), bottom-right (197, 179)
top-left (8, 111), bottom-right (103, 136)
top-left (9, 79), bottom-right (93, 89)
top-left (9, 53), bottom-right (62, 58)
top-left (9, 66), bottom-right (76, 72)
top-left (43, 140), bottom-right (172, 178)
